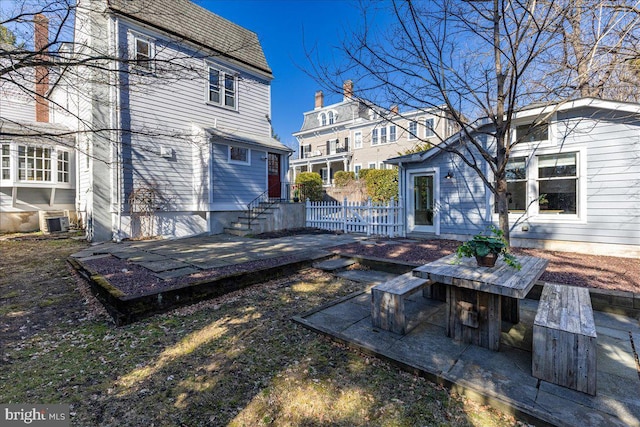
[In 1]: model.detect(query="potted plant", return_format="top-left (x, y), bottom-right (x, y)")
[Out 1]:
top-left (456, 226), bottom-right (521, 270)
top-left (293, 188), bottom-right (300, 203)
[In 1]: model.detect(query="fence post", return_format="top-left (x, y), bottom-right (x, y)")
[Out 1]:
top-left (388, 197), bottom-right (394, 237)
top-left (306, 198), bottom-right (311, 228)
top-left (342, 197), bottom-right (347, 233)
top-left (367, 197), bottom-right (372, 237)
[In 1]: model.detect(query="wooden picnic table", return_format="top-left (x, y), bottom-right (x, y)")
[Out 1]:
top-left (413, 254), bottom-right (549, 351)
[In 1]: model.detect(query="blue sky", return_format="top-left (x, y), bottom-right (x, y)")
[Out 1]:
top-left (198, 0), bottom-right (376, 150)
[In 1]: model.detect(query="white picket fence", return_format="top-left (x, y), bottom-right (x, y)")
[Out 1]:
top-left (306, 197), bottom-right (405, 237)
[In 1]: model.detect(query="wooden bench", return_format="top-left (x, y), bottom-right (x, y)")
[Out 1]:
top-left (532, 283), bottom-right (597, 395)
top-left (371, 272), bottom-right (432, 335)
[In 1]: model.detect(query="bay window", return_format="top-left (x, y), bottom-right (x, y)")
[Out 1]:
top-left (19, 146), bottom-right (51, 181)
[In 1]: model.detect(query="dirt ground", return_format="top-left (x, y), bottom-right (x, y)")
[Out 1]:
top-left (332, 238), bottom-right (640, 293)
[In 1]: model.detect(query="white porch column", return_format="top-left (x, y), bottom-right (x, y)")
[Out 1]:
top-left (325, 160), bottom-right (331, 185)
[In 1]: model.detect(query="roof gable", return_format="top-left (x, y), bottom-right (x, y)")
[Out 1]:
top-left (107, 0), bottom-right (272, 77)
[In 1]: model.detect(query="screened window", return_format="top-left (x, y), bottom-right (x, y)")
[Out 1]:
top-left (408, 122), bottom-right (418, 140)
top-left (354, 131), bottom-right (362, 149)
top-left (425, 118), bottom-right (434, 137)
top-left (372, 129), bottom-right (379, 145)
top-left (537, 153), bottom-right (577, 214)
top-left (228, 146), bottom-right (250, 164)
top-left (1, 144), bottom-right (9, 180)
top-left (57, 151), bottom-right (69, 183)
top-left (516, 123), bottom-right (548, 143)
top-left (389, 125), bottom-right (397, 142)
top-left (506, 157), bottom-right (527, 212)
top-left (18, 146), bottom-right (51, 181)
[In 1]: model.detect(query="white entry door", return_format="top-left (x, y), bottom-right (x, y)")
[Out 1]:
top-left (408, 171), bottom-right (438, 233)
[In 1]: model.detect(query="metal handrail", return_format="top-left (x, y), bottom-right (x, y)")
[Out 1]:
top-left (246, 183), bottom-right (305, 228)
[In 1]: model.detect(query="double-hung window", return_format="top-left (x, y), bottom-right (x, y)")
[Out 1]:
top-left (320, 113), bottom-right (327, 126)
top-left (354, 131), bottom-right (362, 149)
top-left (505, 157), bottom-right (527, 212)
top-left (498, 151), bottom-right (580, 217)
top-left (328, 111), bottom-right (335, 124)
top-left (372, 128), bottom-right (379, 145)
top-left (425, 118), bottom-right (435, 137)
top-left (57, 151), bottom-right (70, 183)
top-left (537, 153), bottom-right (577, 215)
top-left (1, 144), bottom-right (10, 180)
top-left (389, 125), bottom-right (397, 142)
top-left (408, 122), bottom-right (418, 140)
top-left (132, 34), bottom-right (154, 71)
top-left (208, 66), bottom-right (237, 109)
top-left (380, 127), bottom-right (387, 144)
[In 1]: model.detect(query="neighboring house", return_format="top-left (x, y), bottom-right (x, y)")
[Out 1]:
top-left (386, 98), bottom-right (640, 257)
top-left (0, 17), bottom-right (77, 233)
top-left (50, 0), bottom-right (292, 241)
top-left (290, 80), bottom-right (457, 185)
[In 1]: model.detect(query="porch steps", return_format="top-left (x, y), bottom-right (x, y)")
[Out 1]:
top-left (223, 203), bottom-right (277, 237)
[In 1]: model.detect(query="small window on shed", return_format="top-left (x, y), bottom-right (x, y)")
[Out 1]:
top-left (228, 146), bottom-right (250, 165)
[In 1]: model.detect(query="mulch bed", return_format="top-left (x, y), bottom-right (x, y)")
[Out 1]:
top-left (332, 239), bottom-right (639, 293)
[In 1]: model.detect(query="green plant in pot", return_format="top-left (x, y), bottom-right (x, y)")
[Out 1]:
top-left (456, 226), bottom-right (521, 270)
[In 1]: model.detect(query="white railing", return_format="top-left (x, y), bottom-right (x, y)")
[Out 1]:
top-left (306, 197), bottom-right (404, 237)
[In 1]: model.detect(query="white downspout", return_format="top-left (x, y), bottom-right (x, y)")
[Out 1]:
top-left (112, 15), bottom-right (123, 241)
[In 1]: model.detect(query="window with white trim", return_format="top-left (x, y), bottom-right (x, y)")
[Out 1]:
top-left (506, 157), bottom-right (527, 212)
top-left (368, 162), bottom-right (376, 169)
top-left (425, 118), bottom-right (435, 137)
top-left (133, 34), bottom-right (153, 71)
top-left (380, 127), bottom-right (387, 144)
top-left (497, 151), bottom-right (580, 217)
top-left (320, 113), bottom-right (327, 126)
top-left (408, 121), bottom-right (418, 140)
top-left (1, 144), bottom-right (9, 180)
top-left (228, 146), bottom-right (250, 164)
top-left (57, 151), bottom-right (69, 183)
top-left (537, 153), bottom-right (577, 215)
top-left (18, 146), bottom-right (51, 181)
top-left (328, 111), bottom-right (335, 124)
top-left (389, 125), bottom-right (397, 142)
top-left (354, 131), bottom-right (362, 149)
top-left (208, 66), bottom-right (237, 109)
top-left (372, 128), bottom-right (379, 145)
top-left (354, 164), bottom-right (361, 177)
top-left (516, 123), bottom-right (548, 143)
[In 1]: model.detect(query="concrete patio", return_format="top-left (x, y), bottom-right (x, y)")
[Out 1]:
top-left (294, 286), bottom-right (640, 427)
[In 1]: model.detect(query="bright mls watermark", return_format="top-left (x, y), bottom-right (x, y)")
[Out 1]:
top-left (1, 405), bottom-right (69, 426)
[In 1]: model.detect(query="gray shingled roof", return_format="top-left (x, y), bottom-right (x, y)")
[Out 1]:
top-left (107, 0), bottom-right (272, 77)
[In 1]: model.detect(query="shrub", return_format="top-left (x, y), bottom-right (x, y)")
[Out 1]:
top-left (361, 169), bottom-right (398, 202)
top-left (333, 171), bottom-right (355, 187)
top-left (357, 168), bottom-right (371, 179)
top-left (295, 172), bottom-right (324, 201)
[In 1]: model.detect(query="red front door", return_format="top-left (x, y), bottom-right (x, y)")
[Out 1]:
top-left (268, 153), bottom-right (281, 198)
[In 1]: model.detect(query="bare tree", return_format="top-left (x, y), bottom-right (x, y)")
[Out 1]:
top-left (311, 0), bottom-right (638, 243)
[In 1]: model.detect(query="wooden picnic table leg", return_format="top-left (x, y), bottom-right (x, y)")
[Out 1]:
top-left (446, 286), bottom-right (502, 351)
top-left (501, 296), bottom-right (519, 324)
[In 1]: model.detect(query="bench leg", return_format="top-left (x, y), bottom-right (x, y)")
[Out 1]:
top-left (501, 296), bottom-right (519, 323)
top-left (371, 289), bottom-right (406, 334)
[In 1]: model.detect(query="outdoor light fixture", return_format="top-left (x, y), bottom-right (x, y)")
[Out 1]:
top-left (445, 170), bottom-right (454, 179)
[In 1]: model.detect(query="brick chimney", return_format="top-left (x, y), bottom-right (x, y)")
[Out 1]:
top-left (390, 105), bottom-right (399, 114)
top-left (314, 90), bottom-right (324, 109)
top-left (34, 14), bottom-right (49, 123)
top-left (343, 80), bottom-right (353, 101)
